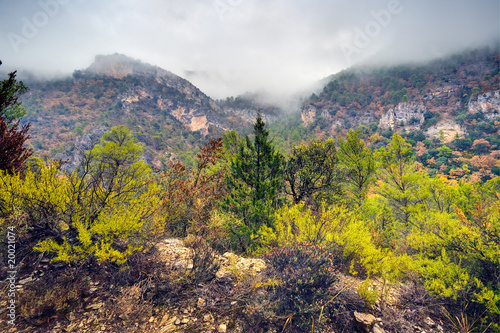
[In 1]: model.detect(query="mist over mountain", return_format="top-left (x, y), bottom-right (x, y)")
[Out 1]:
top-left (1, 0), bottom-right (498, 99)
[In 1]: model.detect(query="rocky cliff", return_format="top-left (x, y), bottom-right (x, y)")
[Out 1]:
top-left (299, 48), bottom-right (499, 147)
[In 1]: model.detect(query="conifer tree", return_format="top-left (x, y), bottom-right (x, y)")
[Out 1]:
top-left (224, 113), bottom-right (283, 250)
top-left (0, 60), bottom-right (29, 124)
top-left (337, 129), bottom-right (375, 207)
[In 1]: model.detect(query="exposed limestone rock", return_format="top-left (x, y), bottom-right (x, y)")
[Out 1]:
top-left (215, 252), bottom-right (266, 280)
top-left (189, 116), bottom-right (208, 134)
top-left (373, 323), bottom-right (386, 333)
top-left (379, 102), bottom-right (425, 131)
top-left (423, 85), bottom-right (461, 100)
top-left (425, 119), bottom-right (466, 143)
top-left (354, 311), bottom-right (377, 332)
top-left (154, 239), bottom-right (266, 280)
top-left (56, 126), bottom-right (108, 172)
top-left (468, 90), bottom-right (500, 119)
top-left (301, 105), bottom-right (317, 126)
top-left (155, 238), bottom-right (194, 273)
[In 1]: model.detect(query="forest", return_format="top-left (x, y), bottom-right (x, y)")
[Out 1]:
top-left (1, 60), bottom-right (499, 332)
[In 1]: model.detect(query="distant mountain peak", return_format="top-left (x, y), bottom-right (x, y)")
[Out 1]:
top-left (86, 53), bottom-right (163, 78)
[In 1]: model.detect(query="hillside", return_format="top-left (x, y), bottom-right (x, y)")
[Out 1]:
top-left (1, 48), bottom-right (500, 332)
top-left (296, 47), bottom-right (500, 179)
top-left (18, 54), bottom-right (274, 169)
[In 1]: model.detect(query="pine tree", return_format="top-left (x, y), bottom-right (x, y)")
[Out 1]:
top-left (0, 60), bottom-right (29, 124)
top-left (224, 113), bottom-right (283, 251)
top-left (337, 129), bottom-right (375, 207)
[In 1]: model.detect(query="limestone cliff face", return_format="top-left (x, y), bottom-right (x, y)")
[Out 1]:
top-left (301, 105), bottom-right (317, 126)
top-left (469, 89), bottom-right (500, 119)
top-left (85, 54), bottom-right (232, 136)
top-left (425, 119), bottom-right (466, 143)
top-left (379, 102), bottom-right (425, 131)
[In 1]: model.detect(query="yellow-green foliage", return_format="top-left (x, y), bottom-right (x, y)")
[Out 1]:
top-left (408, 206), bottom-right (500, 314)
top-left (357, 279), bottom-right (380, 306)
top-left (258, 203), bottom-right (410, 280)
top-left (0, 127), bottom-right (163, 265)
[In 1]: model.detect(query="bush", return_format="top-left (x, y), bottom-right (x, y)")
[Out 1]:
top-left (0, 127), bottom-right (163, 266)
top-left (265, 244), bottom-right (337, 331)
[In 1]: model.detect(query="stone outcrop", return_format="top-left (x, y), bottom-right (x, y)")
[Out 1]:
top-left (468, 89), bottom-right (500, 119)
top-left (379, 102), bottom-right (425, 131)
top-left (425, 119), bottom-right (466, 143)
top-left (301, 105), bottom-right (317, 126)
top-left (154, 238), bottom-right (266, 280)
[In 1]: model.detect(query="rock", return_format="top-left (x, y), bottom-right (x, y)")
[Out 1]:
top-left (424, 317), bottom-right (435, 326)
top-left (149, 316), bottom-right (155, 323)
top-left (373, 323), bottom-right (386, 333)
top-left (218, 323), bottom-right (227, 333)
top-left (197, 298), bottom-right (206, 308)
top-left (468, 90), bottom-right (500, 119)
top-left (216, 252), bottom-right (266, 279)
top-left (181, 318), bottom-right (189, 324)
top-left (379, 102), bottom-right (425, 131)
top-left (301, 105), bottom-right (318, 126)
top-left (437, 324), bottom-right (444, 331)
top-left (174, 316), bottom-right (181, 325)
top-left (203, 313), bottom-right (214, 322)
top-left (68, 312), bottom-right (76, 322)
top-left (159, 313), bottom-right (170, 326)
top-left (155, 238), bottom-right (194, 273)
top-left (425, 119), bottom-right (466, 143)
top-left (354, 311), bottom-right (377, 332)
top-left (86, 302), bottom-right (104, 310)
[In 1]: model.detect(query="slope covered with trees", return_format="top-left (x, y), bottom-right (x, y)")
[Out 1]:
top-left (1, 50), bottom-right (499, 332)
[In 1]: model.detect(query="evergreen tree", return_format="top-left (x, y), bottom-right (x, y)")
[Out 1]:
top-left (337, 129), bottom-right (375, 207)
top-left (376, 133), bottom-right (426, 226)
top-left (0, 60), bottom-right (29, 124)
top-left (224, 113), bottom-right (283, 251)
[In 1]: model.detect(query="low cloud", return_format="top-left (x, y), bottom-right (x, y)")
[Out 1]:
top-left (0, 0), bottom-right (498, 99)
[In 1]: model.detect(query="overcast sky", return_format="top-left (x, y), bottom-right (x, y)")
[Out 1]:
top-left (0, 0), bottom-right (498, 99)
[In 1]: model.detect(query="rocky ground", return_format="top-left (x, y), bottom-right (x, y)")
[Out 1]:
top-left (1, 238), bottom-right (459, 333)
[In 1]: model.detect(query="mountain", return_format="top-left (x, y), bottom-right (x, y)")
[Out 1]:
top-left (293, 47), bottom-right (500, 178)
top-left (300, 47), bottom-right (499, 140)
top-left (19, 54), bottom-right (275, 170)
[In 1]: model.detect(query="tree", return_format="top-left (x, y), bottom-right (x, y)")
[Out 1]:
top-left (284, 138), bottom-right (341, 205)
top-left (160, 137), bottom-right (228, 236)
top-left (224, 113), bottom-right (284, 251)
top-left (0, 61), bottom-right (31, 174)
top-left (27, 126), bottom-right (162, 265)
top-left (0, 118), bottom-right (32, 174)
top-left (0, 60), bottom-right (29, 124)
top-left (337, 130), bottom-right (375, 207)
top-left (376, 133), bottom-right (426, 226)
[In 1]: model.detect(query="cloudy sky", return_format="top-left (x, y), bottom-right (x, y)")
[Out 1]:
top-left (0, 0), bottom-right (498, 99)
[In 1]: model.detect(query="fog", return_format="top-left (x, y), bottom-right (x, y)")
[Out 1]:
top-left (0, 0), bottom-right (498, 99)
